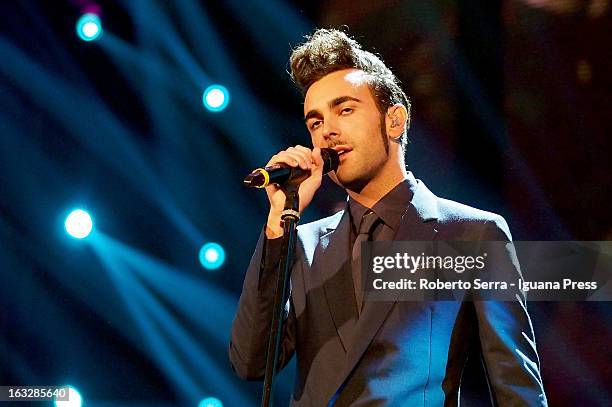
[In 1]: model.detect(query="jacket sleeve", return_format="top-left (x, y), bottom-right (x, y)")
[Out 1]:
top-left (228, 228), bottom-right (297, 380)
top-left (473, 215), bottom-right (548, 406)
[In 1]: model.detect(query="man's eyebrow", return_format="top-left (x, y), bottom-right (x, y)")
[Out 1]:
top-left (329, 95), bottom-right (361, 108)
top-left (304, 109), bottom-right (321, 123)
top-left (304, 96), bottom-right (362, 122)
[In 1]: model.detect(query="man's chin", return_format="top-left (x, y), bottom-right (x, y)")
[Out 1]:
top-left (331, 171), bottom-right (368, 193)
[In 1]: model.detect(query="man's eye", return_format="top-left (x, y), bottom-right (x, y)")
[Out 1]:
top-left (341, 107), bottom-right (353, 115)
top-left (310, 120), bottom-right (322, 130)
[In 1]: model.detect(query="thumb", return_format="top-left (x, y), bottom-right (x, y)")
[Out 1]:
top-left (311, 147), bottom-right (324, 175)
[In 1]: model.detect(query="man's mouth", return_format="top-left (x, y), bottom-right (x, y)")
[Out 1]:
top-left (331, 145), bottom-right (353, 162)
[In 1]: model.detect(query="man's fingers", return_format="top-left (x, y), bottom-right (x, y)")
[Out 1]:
top-left (286, 147), bottom-right (312, 169)
top-left (294, 145), bottom-right (313, 159)
top-left (267, 152), bottom-right (301, 169)
top-left (268, 147), bottom-right (313, 170)
top-left (266, 146), bottom-right (318, 171)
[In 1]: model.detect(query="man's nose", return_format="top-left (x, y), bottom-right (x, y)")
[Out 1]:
top-left (322, 117), bottom-right (340, 141)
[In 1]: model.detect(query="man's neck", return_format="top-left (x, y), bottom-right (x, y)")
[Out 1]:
top-left (347, 164), bottom-right (408, 208)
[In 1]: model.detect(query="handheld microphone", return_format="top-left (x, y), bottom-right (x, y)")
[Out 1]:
top-left (243, 148), bottom-right (339, 188)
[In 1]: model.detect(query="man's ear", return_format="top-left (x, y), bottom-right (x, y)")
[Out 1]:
top-left (385, 104), bottom-right (409, 140)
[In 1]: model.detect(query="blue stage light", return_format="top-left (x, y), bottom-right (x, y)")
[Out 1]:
top-left (199, 243), bottom-right (225, 270)
top-left (198, 397), bottom-right (223, 407)
top-left (54, 386), bottom-right (82, 407)
top-left (65, 209), bottom-right (93, 239)
top-left (76, 13), bottom-right (103, 42)
top-left (202, 85), bottom-right (229, 112)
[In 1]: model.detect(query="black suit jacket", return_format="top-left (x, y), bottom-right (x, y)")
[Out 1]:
top-left (230, 174), bottom-right (547, 406)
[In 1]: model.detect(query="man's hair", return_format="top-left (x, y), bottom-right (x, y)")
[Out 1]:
top-left (289, 28), bottom-right (411, 150)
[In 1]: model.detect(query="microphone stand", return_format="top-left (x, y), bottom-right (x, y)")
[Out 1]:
top-left (261, 183), bottom-right (300, 407)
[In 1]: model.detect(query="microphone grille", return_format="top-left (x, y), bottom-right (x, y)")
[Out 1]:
top-left (320, 148), bottom-right (339, 174)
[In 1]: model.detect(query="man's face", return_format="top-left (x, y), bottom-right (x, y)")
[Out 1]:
top-left (304, 68), bottom-right (389, 192)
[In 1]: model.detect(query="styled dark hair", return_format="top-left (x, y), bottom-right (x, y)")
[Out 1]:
top-left (289, 28), bottom-right (411, 149)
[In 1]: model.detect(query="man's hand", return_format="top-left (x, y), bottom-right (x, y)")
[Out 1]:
top-left (265, 146), bottom-right (324, 238)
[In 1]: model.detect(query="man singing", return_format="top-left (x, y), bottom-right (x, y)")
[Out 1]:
top-left (229, 28), bottom-right (547, 406)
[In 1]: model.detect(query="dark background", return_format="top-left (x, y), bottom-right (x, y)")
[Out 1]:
top-left (1, 0), bottom-right (610, 406)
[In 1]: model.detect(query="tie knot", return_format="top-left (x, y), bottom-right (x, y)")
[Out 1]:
top-left (358, 210), bottom-right (380, 235)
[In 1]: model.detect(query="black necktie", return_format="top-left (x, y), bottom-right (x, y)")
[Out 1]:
top-left (352, 210), bottom-right (381, 315)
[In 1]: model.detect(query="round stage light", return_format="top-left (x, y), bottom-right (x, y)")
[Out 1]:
top-left (199, 242), bottom-right (226, 270)
top-left (76, 13), bottom-right (103, 42)
top-left (65, 209), bottom-right (93, 239)
top-left (198, 397), bottom-right (223, 407)
top-left (202, 85), bottom-right (229, 112)
top-left (54, 386), bottom-right (82, 407)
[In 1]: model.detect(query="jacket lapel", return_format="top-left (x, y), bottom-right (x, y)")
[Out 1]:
top-left (311, 208), bottom-right (358, 352)
top-left (333, 178), bottom-right (441, 399)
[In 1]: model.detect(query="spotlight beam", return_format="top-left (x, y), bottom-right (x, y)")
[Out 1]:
top-left (119, 0), bottom-right (280, 167)
top-left (96, 234), bottom-right (235, 345)
top-left (93, 238), bottom-right (254, 406)
top-left (0, 37), bottom-right (208, 245)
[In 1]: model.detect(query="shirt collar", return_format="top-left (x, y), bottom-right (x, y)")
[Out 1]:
top-left (348, 176), bottom-right (415, 232)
